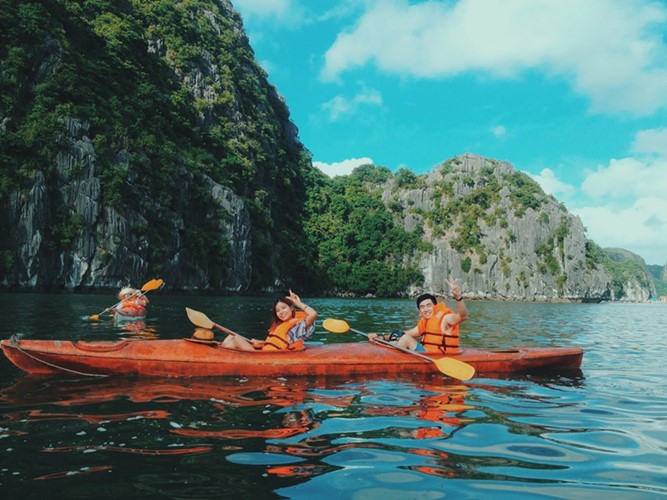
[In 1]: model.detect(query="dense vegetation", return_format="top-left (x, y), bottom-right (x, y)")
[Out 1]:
top-left (305, 165), bottom-right (424, 296)
top-left (0, 0), bottom-right (319, 290)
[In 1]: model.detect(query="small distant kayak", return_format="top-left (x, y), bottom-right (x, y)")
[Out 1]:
top-left (0, 337), bottom-right (583, 379)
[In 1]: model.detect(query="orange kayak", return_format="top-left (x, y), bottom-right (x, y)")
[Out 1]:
top-left (0, 337), bottom-right (582, 378)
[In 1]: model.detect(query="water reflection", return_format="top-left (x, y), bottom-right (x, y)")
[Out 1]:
top-left (82, 315), bottom-right (160, 340)
top-left (114, 318), bottom-right (159, 339)
top-left (0, 374), bottom-right (479, 487)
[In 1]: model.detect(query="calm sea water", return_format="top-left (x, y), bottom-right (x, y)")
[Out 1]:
top-left (0, 292), bottom-right (665, 499)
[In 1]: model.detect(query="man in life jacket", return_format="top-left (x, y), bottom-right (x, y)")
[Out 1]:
top-left (370, 278), bottom-right (468, 354)
top-left (113, 287), bottom-right (148, 317)
top-left (221, 290), bottom-right (318, 351)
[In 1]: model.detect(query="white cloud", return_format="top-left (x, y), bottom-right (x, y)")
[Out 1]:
top-left (322, 96), bottom-right (352, 121)
top-left (574, 199), bottom-right (667, 265)
top-left (321, 0), bottom-right (667, 115)
top-left (491, 125), bottom-right (506, 138)
top-left (316, 2), bottom-right (363, 23)
top-left (313, 157), bottom-right (374, 177)
top-left (322, 88), bottom-right (382, 120)
top-left (581, 157), bottom-right (667, 200)
top-left (567, 155), bottom-right (667, 265)
top-left (632, 127), bottom-right (667, 156)
top-left (529, 168), bottom-right (575, 199)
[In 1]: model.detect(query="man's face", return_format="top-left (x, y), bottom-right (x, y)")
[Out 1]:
top-left (418, 299), bottom-right (436, 319)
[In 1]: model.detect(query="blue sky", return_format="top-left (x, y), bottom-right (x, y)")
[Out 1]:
top-left (232, 0), bottom-right (667, 266)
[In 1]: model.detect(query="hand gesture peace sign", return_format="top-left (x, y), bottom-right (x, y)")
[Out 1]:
top-left (445, 277), bottom-right (462, 300)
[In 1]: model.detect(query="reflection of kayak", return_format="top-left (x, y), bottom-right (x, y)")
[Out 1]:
top-left (0, 374), bottom-right (328, 407)
top-left (0, 337), bottom-right (583, 378)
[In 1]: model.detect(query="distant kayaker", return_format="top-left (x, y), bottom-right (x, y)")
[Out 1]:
top-left (221, 290), bottom-right (318, 351)
top-left (112, 286), bottom-right (149, 317)
top-left (369, 278), bottom-right (468, 353)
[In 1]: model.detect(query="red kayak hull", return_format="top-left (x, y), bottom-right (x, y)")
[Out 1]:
top-left (1, 338), bottom-right (583, 378)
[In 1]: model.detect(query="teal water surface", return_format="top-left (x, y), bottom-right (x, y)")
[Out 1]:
top-left (0, 293), bottom-right (665, 498)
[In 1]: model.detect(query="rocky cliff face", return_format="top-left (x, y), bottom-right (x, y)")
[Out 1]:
top-left (613, 277), bottom-right (653, 302)
top-left (386, 154), bottom-right (613, 300)
top-left (0, 0), bottom-right (314, 292)
top-left (602, 248), bottom-right (657, 302)
top-left (3, 116), bottom-right (252, 291)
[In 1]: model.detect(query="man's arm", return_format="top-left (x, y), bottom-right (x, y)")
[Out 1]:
top-left (402, 325), bottom-right (421, 338)
top-left (441, 278), bottom-right (468, 329)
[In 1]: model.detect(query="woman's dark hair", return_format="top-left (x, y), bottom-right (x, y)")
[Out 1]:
top-left (416, 293), bottom-right (437, 308)
top-left (269, 296), bottom-right (295, 331)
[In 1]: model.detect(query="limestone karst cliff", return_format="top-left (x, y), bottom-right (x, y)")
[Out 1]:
top-left (381, 154), bottom-right (658, 301)
top-left (0, 0), bottom-right (319, 292)
top-left (602, 248), bottom-right (657, 302)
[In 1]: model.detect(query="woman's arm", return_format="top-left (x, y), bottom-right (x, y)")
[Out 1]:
top-left (288, 290), bottom-right (318, 327)
top-left (284, 291), bottom-right (317, 344)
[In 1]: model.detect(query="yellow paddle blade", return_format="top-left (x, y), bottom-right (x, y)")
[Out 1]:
top-left (88, 314), bottom-right (101, 321)
top-left (322, 318), bottom-right (350, 334)
top-left (185, 307), bottom-right (215, 329)
top-left (141, 278), bottom-right (164, 292)
top-left (435, 357), bottom-right (475, 381)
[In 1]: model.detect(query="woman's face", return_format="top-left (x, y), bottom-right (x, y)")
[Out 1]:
top-left (275, 301), bottom-right (293, 322)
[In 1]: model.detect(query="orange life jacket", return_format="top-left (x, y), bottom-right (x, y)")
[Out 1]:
top-left (117, 298), bottom-right (146, 317)
top-left (262, 311), bottom-right (307, 351)
top-left (417, 302), bottom-right (460, 354)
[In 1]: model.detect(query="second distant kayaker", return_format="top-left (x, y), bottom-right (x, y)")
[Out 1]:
top-left (113, 287), bottom-right (149, 318)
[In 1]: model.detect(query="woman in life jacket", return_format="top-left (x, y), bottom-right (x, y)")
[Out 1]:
top-left (221, 290), bottom-right (318, 351)
top-left (113, 287), bottom-right (149, 318)
top-left (369, 277), bottom-right (468, 354)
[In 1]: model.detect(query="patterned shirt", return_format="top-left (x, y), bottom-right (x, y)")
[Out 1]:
top-left (287, 319), bottom-right (315, 345)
